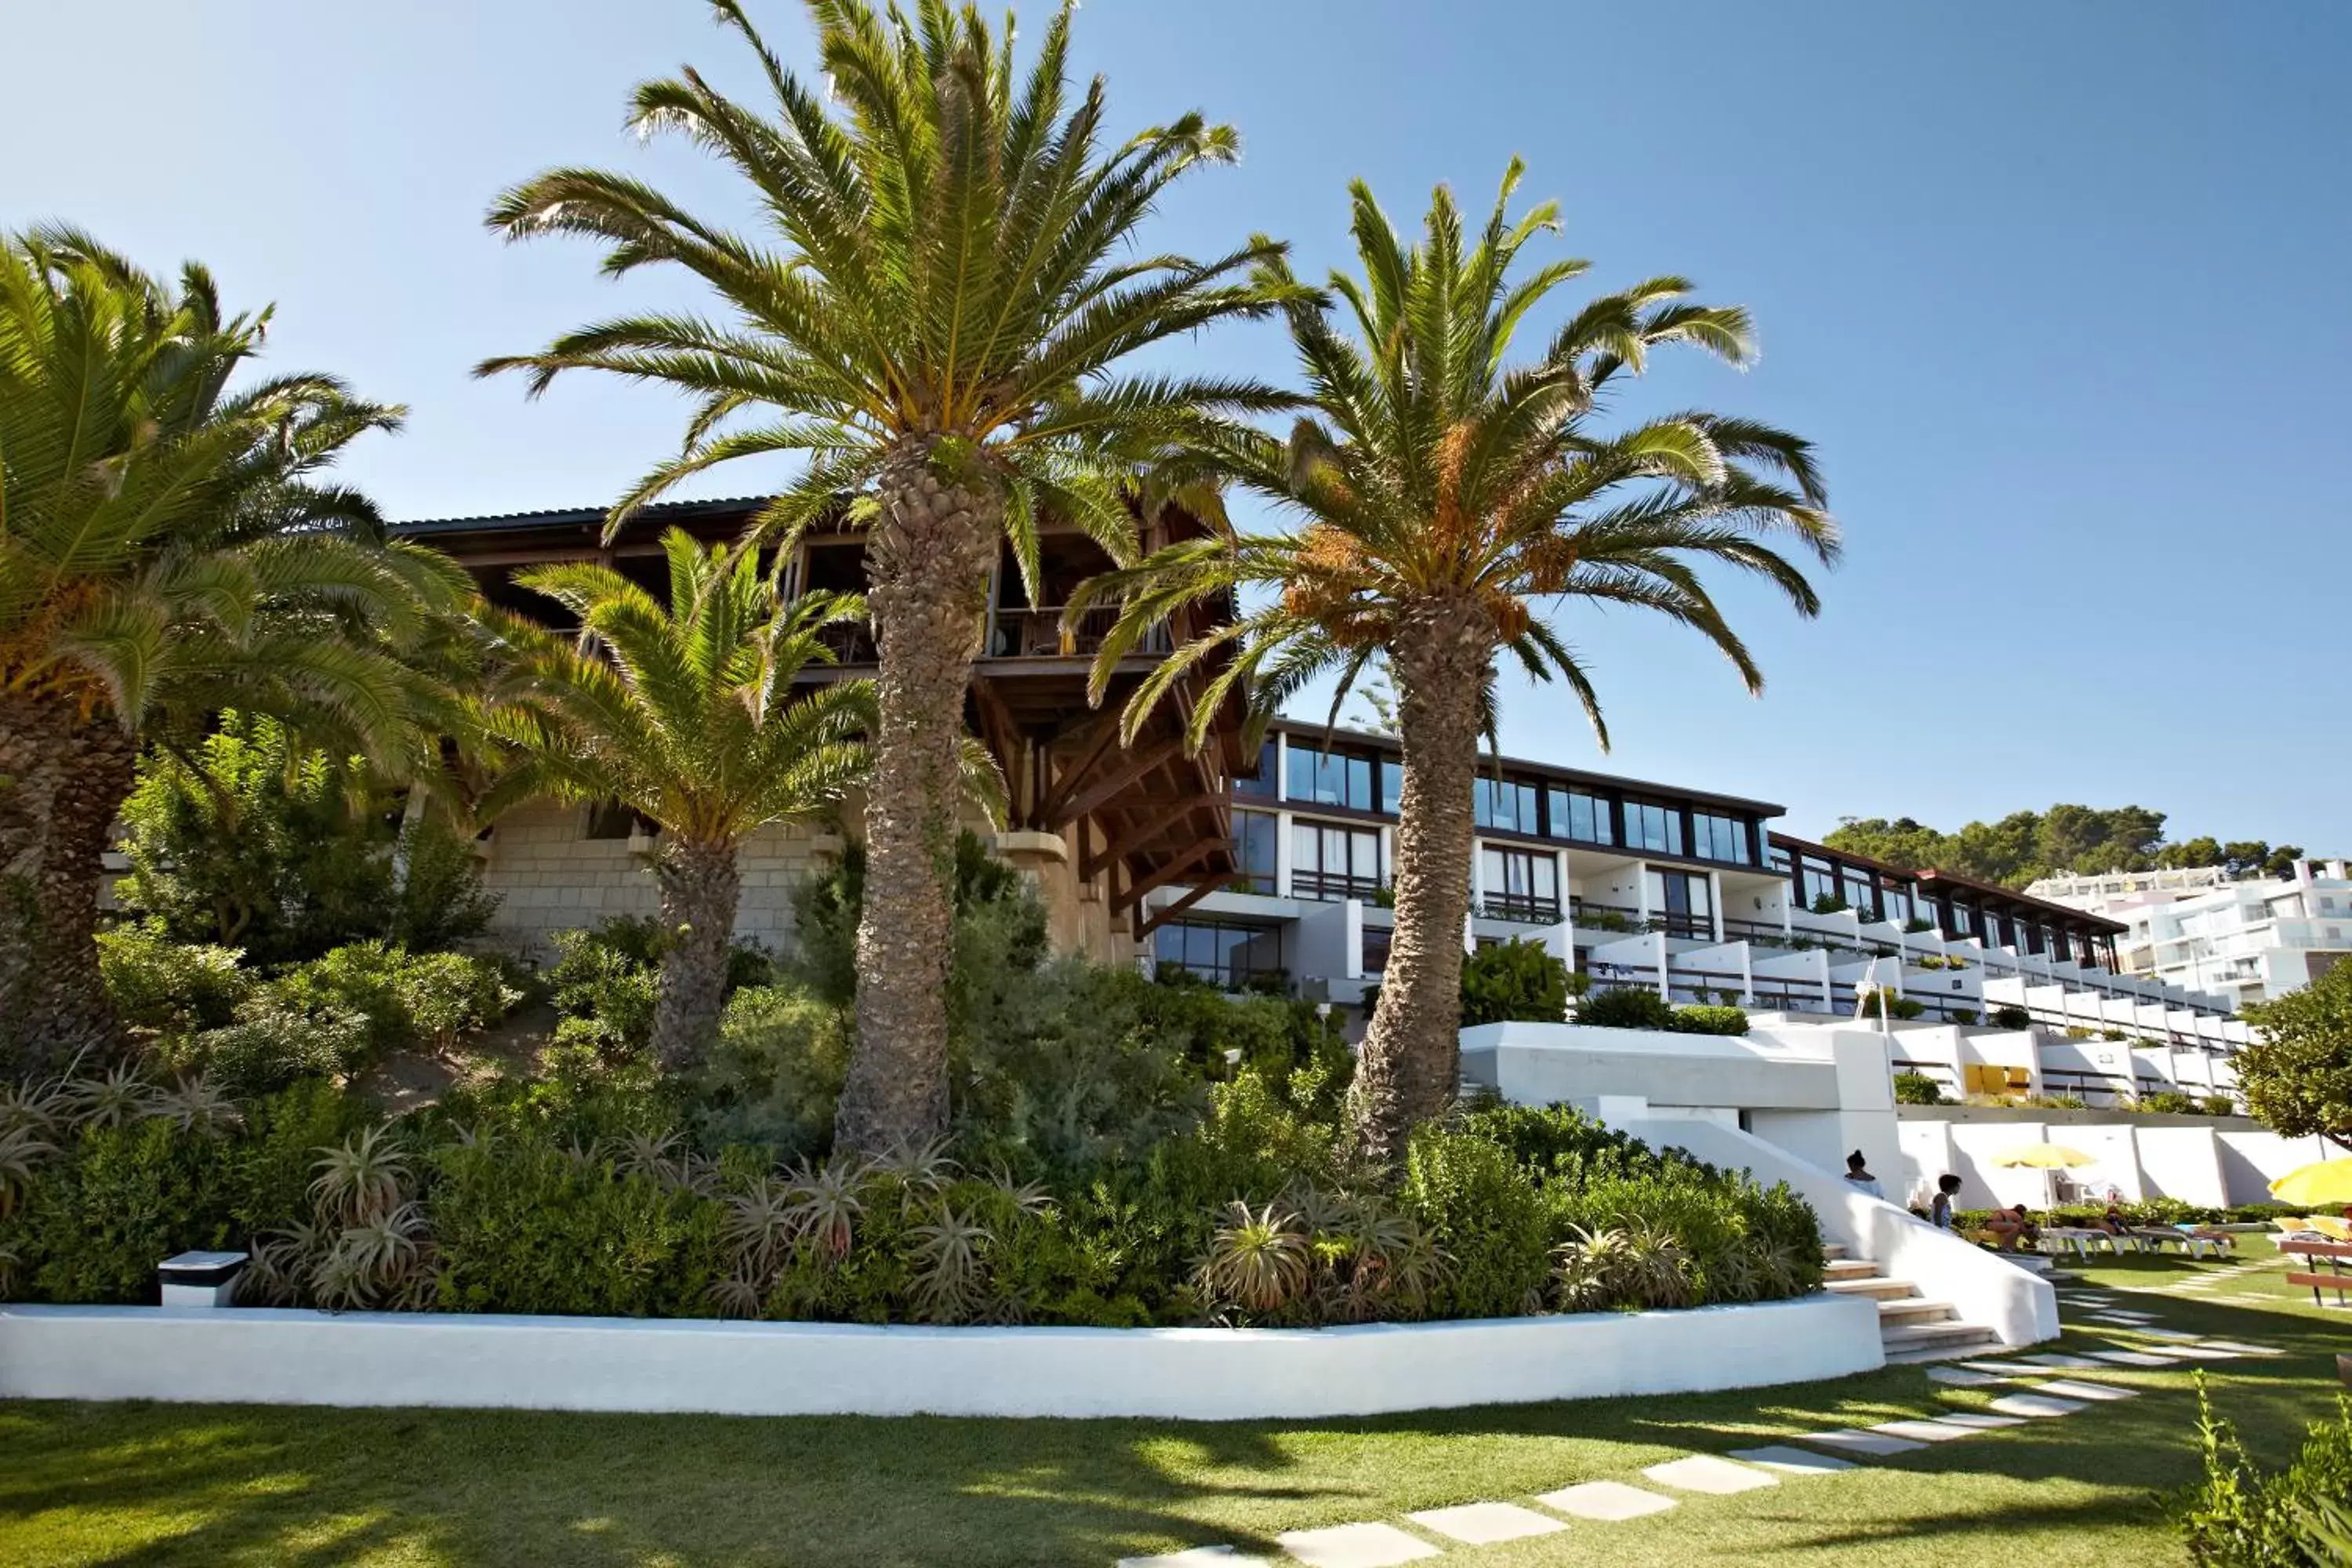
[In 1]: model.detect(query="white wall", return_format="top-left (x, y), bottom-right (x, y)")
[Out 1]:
top-left (0, 1297), bottom-right (1882, 1419)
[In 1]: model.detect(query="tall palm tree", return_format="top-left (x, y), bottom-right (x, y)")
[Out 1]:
top-left (477, 0), bottom-right (1290, 1154)
top-left (1073, 166), bottom-right (1838, 1163)
top-left (0, 228), bottom-right (463, 1073)
top-left (488, 530), bottom-right (886, 1068)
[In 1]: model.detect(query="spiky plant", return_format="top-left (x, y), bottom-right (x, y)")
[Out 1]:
top-left (0, 1123), bottom-right (56, 1217)
top-left (907, 1202), bottom-right (992, 1323)
top-left (0, 229), bottom-right (465, 1071)
top-left (0, 1077), bottom-right (67, 1138)
top-left (1198, 1200), bottom-right (1311, 1316)
top-left (782, 1156), bottom-right (870, 1261)
top-left (1074, 165), bottom-right (1835, 1163)
top-left (723, 1173), bottom-right (803, 1281)
top-left (487, 531), bottom-right (891, 1069)
top-left (310, 1125), bottom-right (409, 1229)
top-left (63, 1063), bottom-right (155, 1129)
top-left (1552, 1223), bottom-right (1632, 1312)
top-left (147, 1074), bottom-right (242, 1137)
top-left (478, 0), bottom-right (1291, 1157)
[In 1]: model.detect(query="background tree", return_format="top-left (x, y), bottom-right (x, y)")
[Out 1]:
top-left (2237, 963), bottom-right (2352, 1152)
top-left (1825, 805), bottom-right (2314, 887)
top-left (478, 0), bottom-right (1287, 1152)
top-left (1077, 165), bottom-right (1835, 1162)
top-left (492, 529), bottom-right (896, 1069)
top-left (0, 229), bottom-right (461, 1071)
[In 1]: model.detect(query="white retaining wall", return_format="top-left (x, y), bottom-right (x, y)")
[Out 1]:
top-left (0, 1296), bottom-right (1881, 1419)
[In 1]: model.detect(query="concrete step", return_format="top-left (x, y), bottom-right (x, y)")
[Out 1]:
top-left (1878, 1298), bottom-right (1959, 1325)
top-left (1823, 1258), bottom-right (1880, 1281)
top-left (1882, 1323), bottom-right (2005, 1363)
top-left (1822, 1243), bottom-right (1848, 1261)
top-left (1828, 1276), bottom-right (1920, 1301)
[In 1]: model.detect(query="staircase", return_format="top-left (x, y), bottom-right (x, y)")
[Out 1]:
top-left (1821, 1243), bottom-right (2003, 1363)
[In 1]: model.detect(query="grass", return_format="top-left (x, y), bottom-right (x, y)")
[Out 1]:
top-left (2, 1250), bottom-right (2345, 1566)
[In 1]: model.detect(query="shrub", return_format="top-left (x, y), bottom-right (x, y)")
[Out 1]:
top-left (1810, 894), bottom-right (1848, 915)
top-left (2178, 1380), bottom-right (2352, 1566)
top-left (1894, 1071), bottom-right (1945, 1105)
top-left (1459, 939), bottom-right (1573, 1026)
top-left (1858, 988), bottom-right (1926, 1022)
top-left (699, 983), bottom-right (853, 1158)
top-left (1990, 1005), bottom-right (2034, 1030)
top-left (259, 942), bottom-right (518, 1058)
top-left (547, 924), bottom-right (662, 1058)
top-left (1400, 1121), bottom-right (1552, 1319)
top-left (1669, 1005), bottom-right (1749, 1037)
top-left (2143, 1091), bottom-right (2201, 1115)
top-left (9, 1116), bottom-right (247, 1304)
top-left (96, 922), bottom-right (252, 1033)
top-left (2202, 1095), bottom-right (2236, 1117)
top-left (1951, 1008), bottom-right (1980, 1025)
top-left (114, 713), bottom-right (498, 964)
top-left (188, 1000), bottom-right (372, 1098)
top-left (1577, 986), bottom-right (1676, 1032)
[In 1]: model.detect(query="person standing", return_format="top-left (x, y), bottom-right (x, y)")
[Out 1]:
top-left (1843, 1150), bottom-right (1885, 1200)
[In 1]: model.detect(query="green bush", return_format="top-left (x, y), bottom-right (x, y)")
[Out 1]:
top-left (114, 713), bottom-right (499, 964)
top-left (547, 925), bottom-right (662, 1058)
top-left (698, 983), bottom-right (853, 1158)
top-left (96, 922), bottom-right (252, 1033)
top-left (188, 1000), bottom-right (372, 1097)
top-left (1400, 1121), bottom-right (1553, 1318)
top-left (1859, 988), bottom-right (1926, 1022)
top-left (1459, 939), bottom-right (1572, 1026)
top-left (2143, 1091), bottom-right (2201, 1115)
top-left (2202, 1095), bottom-right (2237, 1117)
top-left (1951, 1007), bottom-right (1979, 1025)
top-left (1894, 1071), bottom-right (1945, 1105)
top-left (1577, 986), bottom-right (1676, 1031)
top-left (1669, 1005), bottom-right (1749, 1036)
top-left (2179, 1381), bottom-right (2352, 1566)
top-left (1990, 1005), bottom-right (2034, 1030)
top-left (259, 942), bottom-right (518, 1058)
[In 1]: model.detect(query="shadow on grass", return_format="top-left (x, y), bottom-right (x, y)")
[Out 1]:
top-left (2, 1259), bottom-right (2343, 1567)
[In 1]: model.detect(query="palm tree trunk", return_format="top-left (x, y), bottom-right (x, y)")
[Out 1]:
top-left (0, 697), bottom-right (136, 1075)
top-left (650, 834), bottom-right (743, 1072)
top-left (833, 436), bottom-right (999, 1157)
top-left (1348, 601), bottom-right (1493, 1166)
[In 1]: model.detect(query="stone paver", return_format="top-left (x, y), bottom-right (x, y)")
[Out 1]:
top-left (2017, 1353), bottom-right (2109, 1370)
top-left (2085, 1314), bottom-right (2155, 1327)
top-left (1642, 1455), bottom-right (1778, 1495)
top-left (1930, 1411), bottom-right (2029, 1429)
top-left (2134, 1327), bottom-right (2204, 1340)
top-left (2158, 1345), bottom-right (2245, 1360)
top-left (2087, 1350), bottom-right (2180, 1367)
top-left (1537, 1481), bottom-right (1678, 1521)
top-left (1121, 1550), bottom-right (1272, 1568)
top-left (1729, 1445), bottom-right (1858, 1475)
top-left (1274, 1523), bottom-right (1443, 1567)
top-left (1403, 1503), bottom-right (1566, 1545)
top-left (1987, 1392), bottom-right (2088, 1418)
top-left (1795, 1428), bottom-right (1929, 1457)
top-left (1955, 1360), bottom-right (2033, 1375)
top-left (2034, 1378), bottom-right (2139, 1402)
top-left (1926, 1367), bottom-right (2009, 1386)
top-left (2199, 1340), bottom-right (2284, 1354)
top-left (1870, 1418), bottom-right (1985, 1443)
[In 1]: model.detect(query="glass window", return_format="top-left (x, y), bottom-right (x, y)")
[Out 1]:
top-left (1800, 855), bottom-right (1841, 909)
top-left (1235, 739), bottom-right (1277, 797)
top-left (1842, 868), bottom-right (1876, 917)
top-left (1380, 758), bottom-right (1403, 815)
top-left (1691, 811), bottom-right (1751, 864)
top-left (1474, 775), bottom-right (1541, 834)
top-left (1480, 846), bottom-right (1560, 922)
top-left (1362, 925), bottom-right (1392, 975)
top-left (1766, 840), bottom-right (1792, 874)
top-left (1644, 869), bottom-right (1714, 934)
top-left (1235, 809), bottom-right (1278, 895)
top-left (1626, 800), bottom-right (1683, 856)
top-left (1285, 742), bottom-right (1374, 811)
top-left (1154, 918), bottom-right (1285, 991)
top-left (1548, 786), bottom-right (1614, 846)
top-left (1293, 822), bottom-right (1380, 900)
top-left (1884, 886), bottom-right (1913, 927)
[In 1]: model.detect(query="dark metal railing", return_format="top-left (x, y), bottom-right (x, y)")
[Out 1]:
top-left (1292, 871), bottom-right (1384, 904)
top-left (1479, 895), bottom-right (1563, 925)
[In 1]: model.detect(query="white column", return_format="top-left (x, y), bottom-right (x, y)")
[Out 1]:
top-left (1633, 861), bottom-right (1652, 924)
top-left (1706, 869), bottom-right (1725, 942)
top-left (1469, 836), bottom-right (1486, 916)
top-left (1274, 809), bottom-right (1294, 898)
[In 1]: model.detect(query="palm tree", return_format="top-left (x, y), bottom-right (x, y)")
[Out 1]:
top-left (1073, 166), bottom-right (1838, 1163)
top-left (0, 228), bottom-right (463, 1073)
top-left (488, 529), bottom-right (890, 1068)
top-left (477, 0), bottom-right (1291, 1153)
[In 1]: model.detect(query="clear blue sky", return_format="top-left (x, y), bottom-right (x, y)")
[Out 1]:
top-left (10, 2), bottom-right (2347, 851)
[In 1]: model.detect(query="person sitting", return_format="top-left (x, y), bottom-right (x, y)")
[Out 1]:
top-left (1842, 1150), bottom-right (1884, 1200)
top-left (2091, 1204), bottom-right (2129, 1237)
top-left (1929, 1174), bottom-right (1962, 1231)
top-left (1983, 1205), bottom-right (2041, 1252)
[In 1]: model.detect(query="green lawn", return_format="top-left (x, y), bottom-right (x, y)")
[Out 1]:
top-left (3, 1250), bottom-right (2344, 1567)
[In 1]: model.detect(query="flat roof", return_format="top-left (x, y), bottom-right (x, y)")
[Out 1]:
top-left (390, 496), bottom-right (771, 539)
top-left (1772, 832), bottom-right (2126, 932)
top-left (1263, 717), bottom-right (1785, 818)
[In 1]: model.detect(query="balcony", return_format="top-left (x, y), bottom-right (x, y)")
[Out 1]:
top-left (811, 604), bottom-right (1171, 668)
top-left (1292, 871), bottom-right (1384, 905)
top-left (1479, 894), bottom-right (1563, 926)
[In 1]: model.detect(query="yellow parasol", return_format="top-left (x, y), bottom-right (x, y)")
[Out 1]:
top-left (1991, 1143), bottom-right (2096, 1170)
top-left (2267, 1159), bottom-right (2352, 1209)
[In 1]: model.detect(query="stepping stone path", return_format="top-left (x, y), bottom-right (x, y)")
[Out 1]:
top-left (1274, 1523), bottom-right (1442, 1567)
top-left (1537, 1481), bottom-right (1678, 1521)
top-left (1116, 1317), bottom-right (2300, 1566)
top-left (1642, 1456), bottom-right (1778, 1495)
top-left (1403, 1504), bottom-right (1565, 1545)
top-left (1729, 1445), bottom-right (1857, 1475)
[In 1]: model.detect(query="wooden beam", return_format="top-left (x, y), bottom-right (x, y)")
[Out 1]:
top-left (1030, 710), bottom-right (1125, 826)
top-left (1048, 737), bottom-right (1184, 830)
top-left (1113, 839), bottom-right (1219, 916)
top-left (1083, 818), bottom-right (1204, 883)
top-left (1138, 874), bottom-right (1237, 938)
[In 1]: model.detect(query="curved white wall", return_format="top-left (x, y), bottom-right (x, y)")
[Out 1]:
top-left (0, 1294), bottom-right (1881, 1420)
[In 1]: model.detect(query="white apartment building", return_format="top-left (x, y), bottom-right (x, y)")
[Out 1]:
top-left (2030, 859), bottom-right (2352, 1005)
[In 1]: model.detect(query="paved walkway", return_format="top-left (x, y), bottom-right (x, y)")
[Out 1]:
top-left (1116, 1276), bottom-right (2287, 1567)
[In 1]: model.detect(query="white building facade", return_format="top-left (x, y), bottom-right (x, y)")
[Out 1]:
top-left (2030, 859), bottom-right (2352, 1005)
